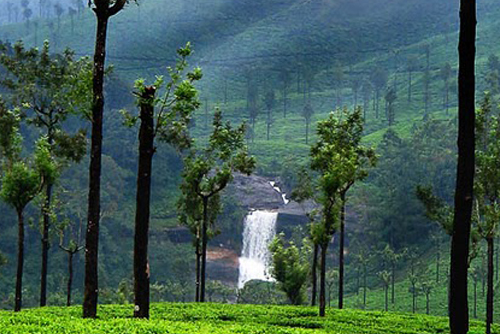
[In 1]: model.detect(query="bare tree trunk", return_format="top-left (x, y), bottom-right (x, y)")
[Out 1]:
top-left (311, 243), bottom-right (318, 306)
top-left (133, 86), bottom-right (156, 319)
top-left (486, 237), bottom-right (494, 334)
top-left (363, 265), bottom-right (367, 308)
top-left (84, 10), bottom-right (109, 319)
top-left (384, 286), bottom-right (388, 312)
top-left (391, 261), bottom-right (395, 304)
top-left (40, 182), bottom-right (52, 307)
top-left (449, 1), bottom-right (476, 333)
top-left (67, 252), bottom-right (74, 307)
top-left (338, 193), bottom-right (346, 309)
top-left (195, 239), bottom-right (201, 302)
top-left (319, 244), bottom-right (327, 317)
top-left (200, 197), bottom-right (208, 302)
top-left (305, 121), bottom-right (309, 145)
top-left (15, 210), bottom-right (24, 312)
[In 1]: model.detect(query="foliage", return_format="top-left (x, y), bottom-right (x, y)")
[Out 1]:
top-left (269, 233), bottom-right (310, 305)
top-left (0, 302), bottom-right (497, 333)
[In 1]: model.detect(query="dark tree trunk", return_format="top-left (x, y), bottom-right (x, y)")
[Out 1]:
top-left (449, 1), bottom-right (476, 333)
top-left (496, 237), bottom-right (499, 282)
top-left (40, 181), bottom-right (52, 307)
top-left (408, 71), bottom-right (412, 103)
top-left (200, 197), bottom-right (209, 302)
top-left (15, 210), bottom-right (24, 312)
top-left (363, 265), bottom-right (367, 308)
top-left (375, 90), bottom-right (380, 118)
top-left (311, 243), bottom-right (318, 306)
top-left (338, 193), bottom-right (346, 309)
top-left (473, 278), bottom-right (477, 318)
top-left (67, 252), bottom-right (74, 307)
top-left (391, 261), bottom-right (395, 304)
top-left (133, 86), bottom-right (156, 319)
top-left (84, 10), bottom-right (109, 319)
top-left (266, 109), bottom-right (270, 141)
top-left (305, 121), bottom-right (309, 145)
top-left (283, 84), bottom-right (288, 118)
top-left (486, 237), bottom-right (494, 334)
top-left (195, 240), bottom-right (201, 302)
top-left (384, 286), bottom-right (388, 312)
top-left (412, 284), bottom-right (416, 313)
top-left (436, 241), bottom-right (441, 283)
top-left (426, 294), bottom-right (430, 315)
top-left (319, 244), bottom-right (327, 317)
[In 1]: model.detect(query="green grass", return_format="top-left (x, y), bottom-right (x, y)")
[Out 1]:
top-left (0, 303), bottom-right (497, 334)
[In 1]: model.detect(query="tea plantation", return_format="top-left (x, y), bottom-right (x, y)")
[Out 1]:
top-left (0, 303), bottom-right (497, 334)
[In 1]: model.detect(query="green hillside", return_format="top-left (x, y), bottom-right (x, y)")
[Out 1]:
top-left (0, 0), bottom-right (499, 318)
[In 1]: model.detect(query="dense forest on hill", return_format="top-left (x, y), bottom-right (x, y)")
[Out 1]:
top-left (0, 1), bottom-right (498, 330)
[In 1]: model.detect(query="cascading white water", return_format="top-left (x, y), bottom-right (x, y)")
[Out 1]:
top-left (238, 210), bottom-right (278, 289)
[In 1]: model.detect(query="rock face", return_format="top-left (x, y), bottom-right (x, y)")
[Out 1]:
top-left (227, 173), bottom-right (285, 210)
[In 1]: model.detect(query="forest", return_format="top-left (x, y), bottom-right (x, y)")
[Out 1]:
top-left (0, 0), bottom-right (498, 333)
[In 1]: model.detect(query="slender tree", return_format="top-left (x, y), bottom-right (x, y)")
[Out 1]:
top-left (449, 0), bottom-right (476, 332)
top-left (474, 95), bottom-right (500, 334)
top-left (301, 102), bottom-right (314, 145)
top-left (122, 44), bottom-right (202, 318)
top-left (84, 0), bottom-right (135, 319)
top-left (378, 270), bottom-right (391, 311)
top-left (406, 55), bottom-right (419, 103)
top-left (0, 40), bottom-right (90, 307)
top-left (385, 88), bottom-right (397, 126)
top-left (279, 69), bottom-right (291, 118)
top-left (263, 90), bottom-right (275, 141)
top-left (370, 67), bottom-right (388, 119)
top-left (57, 216), bottom-right (85, 307)
top-left (0, 117), bottom-right (57, 312)
top-left (440, 63), bottom-right (452, 115)
top-left (180, 109), bottom-right (256, 303)
top-left (310, 108), bottom-right (375, 315)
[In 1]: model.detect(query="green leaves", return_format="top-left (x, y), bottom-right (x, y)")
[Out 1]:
top-left (1, 161), bottom-right (41, 213)
top-left (125, 43), bottom-right (203, 152)
top-left (269, 233), bottom-right (310, 305)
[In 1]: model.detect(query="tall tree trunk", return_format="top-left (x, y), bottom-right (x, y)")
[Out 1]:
top-left (426, 294), bottom-right (430, 315)
top-left (84, 11), bottom-right (109, 319)
top-left (67, 252), bottom-right (74, 307)
top-left (305, 121), bottom-right (309, 145)
top-left (283, 84), bottom-right (287, 118)
top-left (319, 244), bottom-right (327, 317)
top-left (473, 278), bottom-right (477, 318)
top-left (15, 210), bottom-right (24, 312)
top-left (40, 181), bottom-right (52, 307)
top-left (195, 240), bottom-right (201, 302)
top-left (384, 286), bottom-right (388, 312)
top-left (311, 243), bottom-right (318, 306)
top-left (408, 71), bottom-right (412, 103)
top-left (363, 265), bottom-right (367, 308)
top-left (338, 193), bottom-right (346, 309)
top-left (200, 197), bottom-right (208, 302)
top-left (436, 241), bottom-right (441, 283)
top-left (391, 261), bottom-right (395, 304)
top-left (133, 86), bottom-right (156, 319)
top-left (449, 1), bottom-right (476, 333)
top-left (486, 237), bottom-right (494, 334)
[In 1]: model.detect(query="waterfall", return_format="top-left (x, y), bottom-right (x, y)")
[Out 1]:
top-left (238, 210), bottom-right (278, 289)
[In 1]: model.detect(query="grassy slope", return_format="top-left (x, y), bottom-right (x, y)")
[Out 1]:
top-left (1, 303), bottom-right (498, 334)
top-left (342, 247), bottom-right (500, 324)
